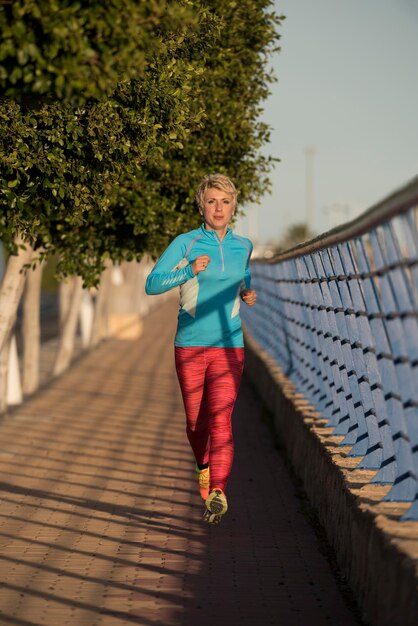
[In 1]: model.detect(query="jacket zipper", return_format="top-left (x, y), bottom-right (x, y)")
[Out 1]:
top-left (214, 233), bottom-right (225, 271)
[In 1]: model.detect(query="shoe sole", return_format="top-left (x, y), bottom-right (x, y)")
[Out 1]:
top-left (203, 509), bottom-right (222, 524)
top-left (203, 489), bottom-right (228, 524)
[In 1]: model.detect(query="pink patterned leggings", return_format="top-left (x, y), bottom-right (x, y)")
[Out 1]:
top-left (175, 346), bottom-right (245, 492)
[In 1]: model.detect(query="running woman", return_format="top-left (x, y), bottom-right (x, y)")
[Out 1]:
top-left (145, 173), bottom-right (256, 524)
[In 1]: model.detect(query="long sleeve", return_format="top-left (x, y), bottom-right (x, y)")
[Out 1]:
top-left (145, 236), bottom-right (195, 295)
top-left (241, 242), bottom-right (253, 291)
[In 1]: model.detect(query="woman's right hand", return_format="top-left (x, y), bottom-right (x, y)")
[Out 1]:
top-left (192, 255), bottom-right (211, 275)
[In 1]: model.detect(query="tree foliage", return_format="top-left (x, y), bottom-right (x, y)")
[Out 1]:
top-left (272, 222), bottom-right (316, 255)
top-left (0, 0), bottom-right (193, 105)
top-left (0, 0), bottom-right (283, 286)
top-left (133, 0), bottom-right (283, 258)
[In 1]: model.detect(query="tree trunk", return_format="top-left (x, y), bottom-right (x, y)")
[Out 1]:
top-left (79, 290), bottom-right (94, 348)
top-left (53, 276), bottom-right (83, 377)
top-left (7, 334), bottom-right (23, 405)
top-left (0, 235), bottom-right (33, 355)
top-left (0, 236), bottom-right (33, 412)
top-left (59, 277), bottom-right (73, 332)
top-left (22, 259), bottom-right (44, 396)
top-left (0, 335), bottom-right (22, 413)
top-left (0, 335), bottom-right (10, 415)
top-left (90, 261), bottom-right (112, 348)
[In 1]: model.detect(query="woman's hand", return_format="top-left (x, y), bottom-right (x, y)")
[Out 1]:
top-left (192, 255), bottom-right (211, 275)
top-left (240, 289), bottom-right (257, 306)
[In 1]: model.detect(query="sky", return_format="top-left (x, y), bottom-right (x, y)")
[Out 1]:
top-left (236, 0), bottom-right (418, 245)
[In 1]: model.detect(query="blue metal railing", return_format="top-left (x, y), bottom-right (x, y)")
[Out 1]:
top-left (242, 175), bottom-right (418, 520)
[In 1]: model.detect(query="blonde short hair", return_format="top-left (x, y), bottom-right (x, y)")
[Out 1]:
top-left (195, 173), bottom-right (237, 210)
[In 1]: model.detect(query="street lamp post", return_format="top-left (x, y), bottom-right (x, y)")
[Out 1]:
top-left (305, 145), bottom-right (316, 231)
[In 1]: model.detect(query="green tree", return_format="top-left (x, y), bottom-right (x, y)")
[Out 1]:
top-left (120, 0), bottom-right (283, 258)
top-left (1, 1), bottom-right (282, 281)
top-left (0, 0), bottom-right (211, 359)
top-left (0, 0), bottom-right (193, 105)
top-left (0, 1), bottom-right (211, 280)
top-left (273, 222), bottom-right (315, 255)
top-left (0, 0), bottom-right (283, 354)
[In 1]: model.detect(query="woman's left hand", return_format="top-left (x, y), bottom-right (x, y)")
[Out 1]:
top-left (240, 289), bottom-right (257, 306)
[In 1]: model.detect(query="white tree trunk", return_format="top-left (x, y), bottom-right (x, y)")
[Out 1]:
top-left (79, 290), bottom-right (95, 348)
top-left (22, 259), bottom-right (44, 396)
top-left (53, 276), bottom-right (83, 377)
top-left (7, 334), bottom-right (23, 405)
top-left (0, 335), bottom-right (10, 415)
top-left (59, 277), bottom-right (73, 332)
top-left (0, 237), bottom-right (33, 412)
top-left (137, 257), bottom-right (151, 316)
top-left (0, 236), bottom-right (33, 355)
top-left (90, 261), bottom-right (112, 348)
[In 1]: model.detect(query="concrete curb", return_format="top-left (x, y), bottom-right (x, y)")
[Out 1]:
top-left (243, 330), bottom-right (418, 626)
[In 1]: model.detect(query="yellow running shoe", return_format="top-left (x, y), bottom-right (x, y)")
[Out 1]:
top-left (203, 488), bottom-right (228, 524)
top-left (196, 466), bottom-right (210, 501)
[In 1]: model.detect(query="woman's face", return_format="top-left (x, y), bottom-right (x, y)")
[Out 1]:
top-left (200, 187), bottom-right (235, 234)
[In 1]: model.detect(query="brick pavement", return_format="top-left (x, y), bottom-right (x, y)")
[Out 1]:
top-left (0, 300), bottom-right (361, 626)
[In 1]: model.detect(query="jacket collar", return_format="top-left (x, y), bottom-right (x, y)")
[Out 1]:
top-left (199, 224), bottom-right (233, 243)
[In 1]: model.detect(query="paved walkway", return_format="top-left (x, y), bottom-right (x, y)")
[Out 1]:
top-left (0, 300), bottom-right (361, 626)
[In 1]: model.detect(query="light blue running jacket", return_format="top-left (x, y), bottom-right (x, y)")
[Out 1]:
top-left (145, 225), bottom-right (253, 347)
